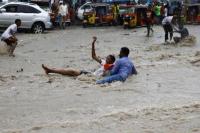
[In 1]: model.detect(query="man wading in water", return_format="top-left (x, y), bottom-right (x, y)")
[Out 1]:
top-left (1, 19), bottom-right (21, 56)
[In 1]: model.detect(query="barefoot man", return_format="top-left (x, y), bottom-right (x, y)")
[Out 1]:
top-left (42, 36), bottom-right (115, 77)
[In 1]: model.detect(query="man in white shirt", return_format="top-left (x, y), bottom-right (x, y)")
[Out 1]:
top-left (162, 16), bottom-right (176, 43)
top-left (1, 19), bottom-right (21, 56)
top-left (58, 1), bottom-right (68, 29)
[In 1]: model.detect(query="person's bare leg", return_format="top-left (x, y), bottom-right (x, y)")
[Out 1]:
top-left (9, 42), bottom-right (17, 57)
top-left (4, 38), bottom-right (16, 57)
top-left (42, 64), bottom-right (81, 76)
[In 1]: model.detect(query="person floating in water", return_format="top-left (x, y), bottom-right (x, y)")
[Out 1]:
top-left (42, 36), bottom-right (115, 77)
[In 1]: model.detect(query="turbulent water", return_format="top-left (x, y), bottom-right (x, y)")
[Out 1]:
top-left (0, 25), bottom-right (200, 133)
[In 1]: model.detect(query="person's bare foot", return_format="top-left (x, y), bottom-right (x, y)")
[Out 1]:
top-left (42, 64), bottom-right (50, 74)
top-left (9, 54), bottom-right (15, 57)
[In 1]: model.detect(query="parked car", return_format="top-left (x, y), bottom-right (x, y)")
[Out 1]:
top-left (0, 2), bottom-right (52, 33)
top-left (76, 2), bottom-right (93, 20)
top-left (0, 0), bottom-right (7, 7)
top-left (82, 3), bottom-right (114, 27)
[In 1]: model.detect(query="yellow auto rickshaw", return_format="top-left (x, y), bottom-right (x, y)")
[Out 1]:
top-left (82, 3), bottom-right (114, 27)
top-left (122, 5), bottom-right (147, 29)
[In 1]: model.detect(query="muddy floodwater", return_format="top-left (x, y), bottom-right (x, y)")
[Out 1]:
top-left (0, 25), bottom-right (200, 133)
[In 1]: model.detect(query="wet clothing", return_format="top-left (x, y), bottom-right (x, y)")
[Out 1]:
top-left (162, 16), bottom-right (174, 41)
top-left (145, 10), bottom-right (154, 36)
top-left (162, 16), bottom-right (173, 25)
top-left (1, 24), bottom-right (17, 41)
top-left (163, 24), bottom-right (173, 41)
top-left (97, 57), bottom-right (137, 84)
top-left (174, 28), bottom-right (189, 43)
top-left (93, 59), bottom-right (113, 77)
top-left (96, 74), bottom-right (124, 84)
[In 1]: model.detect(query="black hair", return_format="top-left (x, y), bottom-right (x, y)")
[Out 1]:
top-left (108, 54), bottom-right (115, 63)
top-left (120, 47), bottom-right (129, 57)
top-left (15, 19), bottom-right (21, 24)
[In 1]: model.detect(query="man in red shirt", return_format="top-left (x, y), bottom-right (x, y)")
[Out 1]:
top-left (145, 6), bottom-right (154, 37)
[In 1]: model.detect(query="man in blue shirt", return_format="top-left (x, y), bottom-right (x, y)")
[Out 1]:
top-left (96, 47), bottom-right (137, 84)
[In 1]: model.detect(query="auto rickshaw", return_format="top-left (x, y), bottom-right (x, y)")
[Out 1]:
top-left (122, 5), bottom-right (147, 29)
top-left (82, 3), bottom-right (114, 27)
top-left (184, 4), bottom-right (200, 24)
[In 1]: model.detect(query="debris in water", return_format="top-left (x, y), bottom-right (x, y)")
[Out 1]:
top-left (16, 68), bottom-right (23, 73)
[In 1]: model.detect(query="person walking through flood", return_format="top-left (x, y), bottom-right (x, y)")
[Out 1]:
top-left (145, 5), bottom-right (154, 37)
top-left (162, 16), bottom-right (178, 43)
top-left (1, 19), bottom-right (21, 57)
top-left (42, 36), bottom-right (115, 77)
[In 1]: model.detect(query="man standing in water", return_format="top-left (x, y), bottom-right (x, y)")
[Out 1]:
top-left (145, 5), bottom-right (154, 37)
top-left (1, 19), bottom-right (21, 56)
top-left (162, 16), bottom-right (177, 43)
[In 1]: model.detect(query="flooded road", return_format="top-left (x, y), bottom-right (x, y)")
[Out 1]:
top-left (0, 25), bottom-right (200, 133)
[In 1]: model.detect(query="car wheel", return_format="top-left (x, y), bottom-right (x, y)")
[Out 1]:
top-left (32, 22), bottom-right (44, 34)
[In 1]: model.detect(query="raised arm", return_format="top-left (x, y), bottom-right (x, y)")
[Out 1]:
top-left (91, 36), bottom-right (102, 64)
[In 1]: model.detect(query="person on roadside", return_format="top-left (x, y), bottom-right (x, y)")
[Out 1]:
top-left (42, 36), bottom-right (115, 77)
top-left (112, 2), bottom-right (119, 25)
top-left (145, 5), bottom-right (154, 37)
top-left (96, 47), bottom-right (137, 84)
top-left (164, 2), bottom-right (169, 17)
top-left (154, 2), bottom-right (161, 24)
top-left (1, 19), bottom-right (21, 57)
top-left (160, 3), bottom-right (165, 20)
top-left (58, 1), bottom-right (68, 29)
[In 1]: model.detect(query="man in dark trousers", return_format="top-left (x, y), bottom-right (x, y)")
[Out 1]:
top-left (162, 16), bottom-right (176, 43)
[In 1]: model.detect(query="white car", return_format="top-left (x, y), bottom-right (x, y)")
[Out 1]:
top-left (76, 2), bottom-right (93, 20)
top-left (0, 2), bottom-right (52, 33)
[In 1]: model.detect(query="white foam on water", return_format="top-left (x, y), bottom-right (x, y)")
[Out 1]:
top-left (0, 41), bottom-right (9, 54)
